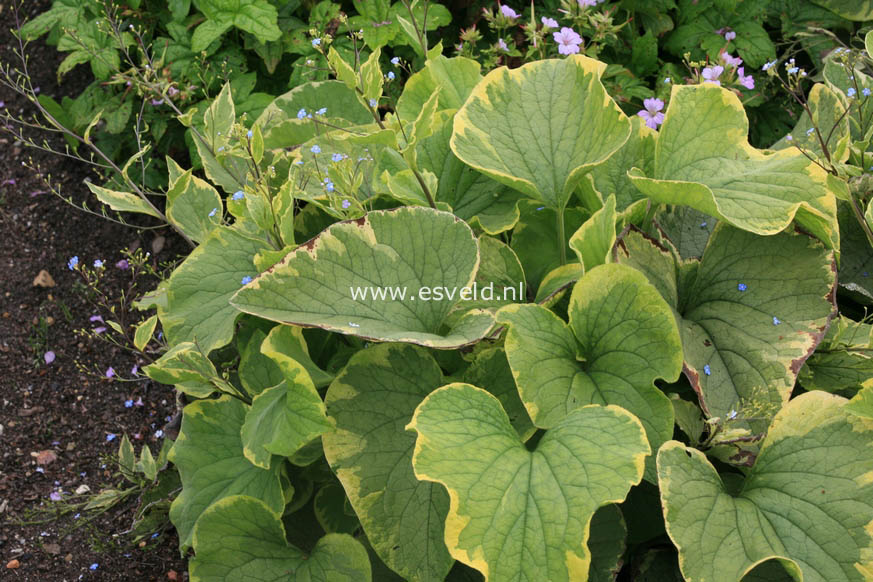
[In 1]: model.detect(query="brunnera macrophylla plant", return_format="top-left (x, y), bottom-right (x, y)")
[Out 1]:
top-left (125, 41), bottom-right (873, 582)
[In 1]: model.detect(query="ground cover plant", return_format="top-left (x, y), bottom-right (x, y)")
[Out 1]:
top-left (5, 0), bottom-right (873, 580)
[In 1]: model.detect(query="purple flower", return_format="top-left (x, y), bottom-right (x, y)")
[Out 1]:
top-left (105, 367), bottom-right (115, 378)
top-left (93, 326), bottom-right (107, 334)
top-left (167, 86), bottom-right (179, 97)
top-left (44, 351), bottom-right (56, 365)
top-left (331, 153), bottom-right (346, 162)
top-left (553, 27), bottom-right (582, 55)
top-left (125, 399), bottom-right (134, 408)
top-left (134, 396), bottom-right (144, 406)
top-left (637, 97), bottom-right (665, 129)
top-left (325, 181), bottom-right (335, 192)
top-left (131, 365), bottom-right (139, 377)
top-left (342, 199), bottom-right (351, 209)
top-left (50, 491), bottom-right (62, 502)
top-left (90, 315), bottom-right (104, 323)
top-left (106, 433), bottom-right (116, 441)
top-left (724, 31), bottom-right (736, 41)
top-left (703, 364), bottom-right (711, 376)
top-left (90, 563), bottom-right (98, 571)
top-left (68, 256), bottom-right (79, 270)
top-left (737, 67), bottom-right (754, 90)
top-left (541, 16), bottom-right (558, 28)
top-left (720, 51), bottom-right (742, 68)
top-left (115, 259), bottom-right (129, 270)
top-left (702, 65), bottom-right (724, 85)
top-left (497, 38), bottom-right (509, 52)
top-left (0, 101), bottom-right (5, 108)
top-left (578, 0), bottom-right (597, 6)
top-left (499, 5), bottom-right (519, 19)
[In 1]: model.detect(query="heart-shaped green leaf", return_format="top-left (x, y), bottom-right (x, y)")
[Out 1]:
top-left (451, 55), bottom-right (631, 211)
top-left (628, 84), bottom-right (839, 249)
top-left (190, 495), bottom-right (371, 581)
top-left (658, 391), bottom-right (873, 582)
top-left (231, 207), bottom-right (494, 348)
top-left (498, 263), bottom-right (680, 480)
top-left (169, 396), bottom-right (284, 548)
top-left (323, 344), bottom-right (454, 582)
top-left (618, 225), bottom-right (836, 420)
top-left (407, 383), bottom-right (649, 582)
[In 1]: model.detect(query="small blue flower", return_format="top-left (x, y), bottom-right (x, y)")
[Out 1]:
top-left (762, 60), bottom-right (776, 71)
top-left (369, 98), bottom-right (378, 107)
top-left (124, 399), bottom-right (133, 408)
top-left (155, 430), bottom-right (164, 438)
top-left (90, 563), bottom-right (99, 571)
top-left (217, 146), bottom-right (225, 152)
top-left (787, 67), bottom-right (799, 74)
top-left (703, 364), bottom-right (711, 376)
top-left (312, 38), bottom-right (321, 47)
top-left (664, 77), bottom-right (671, 83)
top-left (536, 206), bottom-right (545, 211)
top-left (246, 129), bottom-right (253, 139)
top-left (208, 207), bottom-right (218, 217)
top-left (726, 409), bottom-right (738, 420)
top-left (241, 276), bottom-right (253, 285)
top-left (316, 107), bottom-right (327, 115)
top-left (93, 259), bottom-right (103, 268)
top-left (311, 144), bottom-right (321, 154)
top-left (331, 153), bottom-right (345, 162)
top-left (325, 181), bottom-right (335, 192)
top-left (848, 87), bottom-right (857, 97)
top-left (386, 71), bottom-right (395, 80)
top-left (151, 532), bottom-right (160, 539)
top-left (773, 316), bottom-right (781, 325)
top-left (391, 57), bottom-right (400, 66)
top-left (700, 221), bottom-right (707, 228)
top-left (737, 283), bottom-right (747, 292)
top-left (68, 256), bottom-right (79, 270)
top-left (232, 191), bottom-right (244, 200)
top-left (786, 134), bottom-right (793, 141)
top-left (342, 199), bottom-right (351, 209)
top-left (106, 433), bottom-right (116, 442)
top-left (297, 108), bottom-right (307, 119)
top-left (865, 88), bottom-right (872, 97)
top-left (806, 127), bottom-right (815, 136)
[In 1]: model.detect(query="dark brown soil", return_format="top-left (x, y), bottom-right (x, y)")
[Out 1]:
top-left (1, 2), bottom-right (188, 580)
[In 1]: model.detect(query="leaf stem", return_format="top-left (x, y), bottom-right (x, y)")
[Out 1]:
top-left (557, 207), bottom-right (567, 265)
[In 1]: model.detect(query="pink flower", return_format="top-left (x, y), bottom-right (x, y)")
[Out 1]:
top-left (553, 27), bottom-right (582, 55)
top-left (578, 0), bottom-right (597, 6)
top-left (497, 38), bottom-right (509, 52)
top-left (50, 491), bottom-right (62, 502)
top-left (44, 351), bottom-right (56, 365)
top-left (720, 51), bottom-right (742, 68)
top-left (637, 98), bottom-right (665, 129)
top-left (737, 67), bottom-right (755, 90)
top-left (105, 367), bottom-right (115, 378)
top-left (724, 31), bottom-right (736, 41)
top-left (702, 65), bottom-right (724, 85)
top-left (541, 16), bottom-right (558, 28)
top-left (115, 259), bottom-right (129, 270)
top-left (499, 5), bottom-right (519, 19)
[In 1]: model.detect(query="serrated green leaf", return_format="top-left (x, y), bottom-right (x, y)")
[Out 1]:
top-left (628, 84), bottom-right (839, 249)
top-left (617, 225), bottom-right (836, 420)
top-left (196, 0), bottom-right (281, 43)
top-left (169, 397), bottom-right (284, 548)
top-left (451, 55), bottom-right (631, 210)
top-left (191, 18), bottom-right (232, 52)
top-left (407, 384), bottom-right (649, 581)
top-left (231, 208), bottom-right (494, 348)
top-left (497, 263), bottom-right (680, 480)
top-left (190, 495), bottom-right (371, 581)
top-left (658, 391), bottom-right (873, 582)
